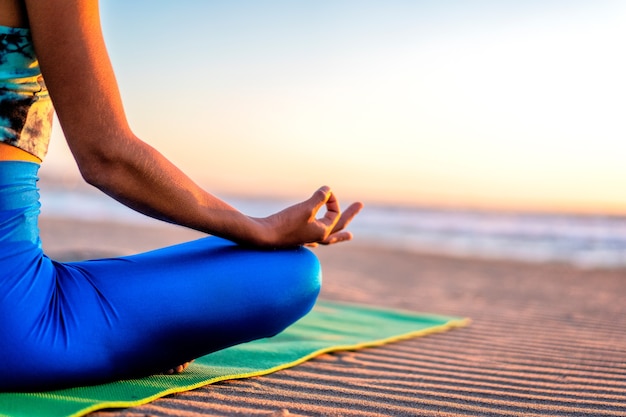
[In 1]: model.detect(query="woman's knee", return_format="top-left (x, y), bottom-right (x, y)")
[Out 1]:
top-left (258, 247), bottom-right (322, 336)
top-left (290, 246), bottom-right (322, 302)
top-left (297, 245), bottom-right (322, 297)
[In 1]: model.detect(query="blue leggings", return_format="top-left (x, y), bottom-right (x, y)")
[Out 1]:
top-left (0, 161), bottom-right (321, 391)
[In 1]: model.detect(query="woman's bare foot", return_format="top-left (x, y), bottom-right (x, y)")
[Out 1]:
top-left (163, 361), bottom-right (193, 375)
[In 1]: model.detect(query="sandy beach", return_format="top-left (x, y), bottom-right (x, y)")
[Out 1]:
top-left (40, 217), bottom-right (626, 416)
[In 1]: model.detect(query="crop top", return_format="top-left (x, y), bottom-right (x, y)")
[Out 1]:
top-left (0, 25), bottom-right (53, 160)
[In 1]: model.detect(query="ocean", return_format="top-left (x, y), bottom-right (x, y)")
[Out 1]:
top-left (39, 186), bottom-right (626, 270)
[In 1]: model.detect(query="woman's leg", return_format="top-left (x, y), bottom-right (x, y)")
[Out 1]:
top-left (60, 237), bottom-right (322, 382)
top-left (5, 238), bottom-right (321, 391)
top-left (0, 162), bottom-right (321, 391)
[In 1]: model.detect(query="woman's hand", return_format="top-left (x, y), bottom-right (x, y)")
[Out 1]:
top-left (253, 186), bottom-right (363, 249)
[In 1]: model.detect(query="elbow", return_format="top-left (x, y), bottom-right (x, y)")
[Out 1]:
top-left (77, 158), bottom-right (110, 190)
top-left (71, 132), bottom-right (138, 190)
top-left (74, 148), bottom-right (121, 191)
top-left (69, 131), bottom-right (153, 193)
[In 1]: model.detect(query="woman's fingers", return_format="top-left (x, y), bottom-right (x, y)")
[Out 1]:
top-left (321, 230), bottom-right (354, 245)
top-left (317, 201), bottom-right (363, 245)
top-left (307, 187), bottom-right (363, 245)
top-left (333, 202), bottom-right (363, 232)
top-left (307, 186), bottom-right (341, 230)
top-left (320, 189), bottom-right (341, 228)
top-left (308, 186), bottom-right (331, 214)
top-left (273, 186), bottom-right (362, 247)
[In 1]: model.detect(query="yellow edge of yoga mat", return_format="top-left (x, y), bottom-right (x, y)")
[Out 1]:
top-left (68, 317), bottom-right (470, 417)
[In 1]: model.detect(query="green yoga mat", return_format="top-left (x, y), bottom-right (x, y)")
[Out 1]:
top-left (0, 301), bottom-right (468, 417)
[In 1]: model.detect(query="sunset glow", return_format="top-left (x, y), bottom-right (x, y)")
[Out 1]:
top-left (45, 1), bottom-right (626, 214)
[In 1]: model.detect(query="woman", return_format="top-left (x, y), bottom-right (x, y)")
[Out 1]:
top-left (0, 0), bottom-right (362, 391)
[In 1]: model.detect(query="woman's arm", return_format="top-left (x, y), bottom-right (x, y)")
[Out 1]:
top-left (25, 0), bottom-right (361, 247)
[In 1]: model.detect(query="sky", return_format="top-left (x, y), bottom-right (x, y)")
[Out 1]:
top-left (45, 0), bottom-right (626, 214)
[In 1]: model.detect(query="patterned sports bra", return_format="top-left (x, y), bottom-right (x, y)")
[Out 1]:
top-left (0, 25), bottom-right (53, 160)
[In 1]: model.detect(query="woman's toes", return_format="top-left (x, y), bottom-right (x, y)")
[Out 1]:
top-left (163, 361), bottom-right (193, 375)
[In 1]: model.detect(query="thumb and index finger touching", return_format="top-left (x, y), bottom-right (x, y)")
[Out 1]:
top-left (308, 185), bottom-right (364, 232)
top-left (308, 186), bottom-right (340, 228)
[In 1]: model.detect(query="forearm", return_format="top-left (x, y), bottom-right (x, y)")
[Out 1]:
top-left (79, 138), bottom-right (264, 245)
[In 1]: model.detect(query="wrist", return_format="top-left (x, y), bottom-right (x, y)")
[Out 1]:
top-left (245, 216), bottom-right (278, 248)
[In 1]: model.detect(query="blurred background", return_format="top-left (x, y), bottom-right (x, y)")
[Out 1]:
top-left (40, 0), bottom-right (626, 267)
